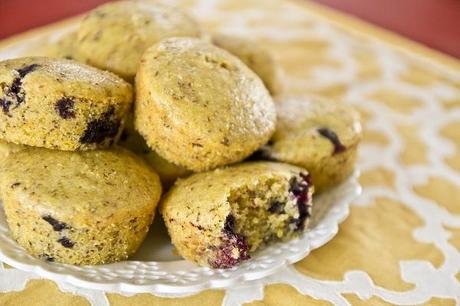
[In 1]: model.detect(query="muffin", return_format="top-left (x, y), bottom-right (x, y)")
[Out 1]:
top-left (160, 162), bottom-right (313, 268)
top-left (212, 33), bottom-right (283, 95)
top-left (0, 57), bottom-right (133, 150)
top-left (77, 1), bottom-right (202, 81)
top-left (260, 95), bottom-right (362, 192)
top-left (0, 147), bottom-right (162, 265)
top-left (135, 38), bottom-right (276, 171)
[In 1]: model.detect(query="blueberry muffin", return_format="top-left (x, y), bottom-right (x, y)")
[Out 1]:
top-left (135, 38), bottom-right (276, 171)
top-left (0, 147), bottom-right (162, 265)
top-left (212, 33), bottom-right (283, 95)
top-left (77, 1), bottom-right (202, 81)
top-left (0, 57), bottom-right (133, 150)
top-left (119, 116), bottom-right (190, 187)
top-left (260, 95), bottom-right (362, 192)
top-left (160, 162), bottom-right (313, 268)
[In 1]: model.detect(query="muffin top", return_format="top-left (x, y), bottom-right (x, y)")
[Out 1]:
top-left (77, 1), bottom-right (202, 80)
top-left (135, 38), bottom-right (276, 171)
top-left (0, 56), bottom-right (130, 90)
top-left (0, 57), bottom-right (133, 150)
top-left (0, 147), bottom-right (161, 223)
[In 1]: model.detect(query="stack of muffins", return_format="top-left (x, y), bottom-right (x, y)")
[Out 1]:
top-left (0, 1), bottom-right (362, 269)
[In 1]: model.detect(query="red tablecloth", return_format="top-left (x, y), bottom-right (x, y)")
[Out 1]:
top-left (1, 0), bottom-right (460, 59)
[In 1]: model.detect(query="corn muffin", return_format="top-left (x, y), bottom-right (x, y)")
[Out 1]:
top-left (160, 162), bottom-right (313, 268)
top-left (0, 147), bottom-right (162, 265)
top-left (135, 38), bottom-right (276, 171)
top-left (0, 57), bottom-right (133, 150)
top-left (212, 33), bottom-right (283, 95)
top-left (259, 95), bottom-right (362, 192)
top-left (77, 1), bottom-right (202, 81)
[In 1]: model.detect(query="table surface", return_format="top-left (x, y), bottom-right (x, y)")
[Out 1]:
top-left (0, 0), bottom-right (460, 306)
top-left (1, 0), bottom-right (460, 58)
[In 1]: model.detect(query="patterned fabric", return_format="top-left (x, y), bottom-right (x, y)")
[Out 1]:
top-left (0, 0), bottom-right (459, 305)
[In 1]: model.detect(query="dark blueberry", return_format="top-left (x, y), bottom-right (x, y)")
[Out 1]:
top-left (289, 173), bottom-right (312, 231)
top-left (268, 201), bottom-right (284, 214)
top-left (16, 64), bottom-right (40, 78)
top-left (55, 97), bottom-right (76, 119)
top-left (80, 106), bottom-right (120, 144)
top-left (8, 77), bottom-right (24, 103)
top-left (289, 176), bottom-right (306, 196)
top-left (42, 215), bottom-right (69, 232)
top-left (0, 64), bottom-right (38, 114)
top-left (2, 77), bottom-right (25, 110)
top-left (294, 196), bottom-right (310, 230)
top-left (317, 127), bottom-right (346, 155)
top-left (223, 214), bottom-right (235, 235)
top-left (0, 98), bottom-right (12, 114)
top-left (57, 237), bottom-right (75, 248)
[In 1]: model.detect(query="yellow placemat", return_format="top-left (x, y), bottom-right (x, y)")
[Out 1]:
top-left (1, 0), bottom-right (460, 305)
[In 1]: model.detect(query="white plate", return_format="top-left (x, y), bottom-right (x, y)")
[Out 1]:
top-left (0, 171), bottom-right (360, 295)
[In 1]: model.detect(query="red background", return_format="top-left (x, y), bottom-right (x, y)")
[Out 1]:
top-left (0, 0), bottom-right (460, 59)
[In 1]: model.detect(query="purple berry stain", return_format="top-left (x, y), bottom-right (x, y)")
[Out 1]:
top-left (1, 64), bottom-right (40, 115)
top-left (289, 172), bottom-right (312, 231)
top-left (42, 215), bottom-right (69, 232)
top-left (268, 201), bottom-right (284, 213)
top-left (0, 98), bottom-right (12, 115)
top-left (17, 64), bottom-right (40, 78)
top-left (80, 106), bottom-right (120, 144)
top-left (55, 97), bottom-right (76, 119)
top-left (57, 237), bottom-right (75, 248)
top-left (209, 214), bottom-right (250, 269)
